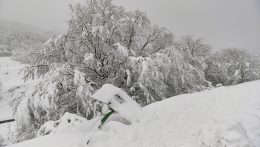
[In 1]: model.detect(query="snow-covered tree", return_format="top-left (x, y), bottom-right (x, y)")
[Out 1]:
top-left (175, 36), bottom-right (211, 72)
top-left (212, 48), bottom-right (259, 84)
top-left (175, 36), bottom-right (211, 58)
top-left (11, 0), bottom-right (213, 141)
top-left (204, 58), bottom-right (228, 86)
top-left (125, 47), bottom-right (211, 105)
top-left (162, 47), bottom-right (211, 94)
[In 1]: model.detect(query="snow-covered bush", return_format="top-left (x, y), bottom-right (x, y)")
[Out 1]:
top-left (38, 112), bottom-right (87, 136)
top-left (211, 48), bottom-right (260, 85)
top-left (163, 47), bottom-right (211, 95)
top-left (11, 64), bottom-right (101, 142)
top-left (125, 47), bottom-right (211, 106)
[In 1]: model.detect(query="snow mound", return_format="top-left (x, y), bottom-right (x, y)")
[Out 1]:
top-left (92, 84), bottom-right (143, 123)
top-left (198, 121), bottom-right (253, 147)
top-left (38, 112), bottom-right (87, 136)
top-left (8, 81), bottom-right (260, 147)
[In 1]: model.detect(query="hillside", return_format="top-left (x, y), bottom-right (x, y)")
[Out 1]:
top-left (0, 19), bottom-right (52, 62)
top-left (7, 80), bottom-right (260, 147)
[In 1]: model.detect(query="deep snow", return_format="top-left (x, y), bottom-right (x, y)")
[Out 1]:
top-left (6, 80), bottom-right (260, 147)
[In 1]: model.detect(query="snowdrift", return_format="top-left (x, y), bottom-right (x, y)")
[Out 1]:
top-left (37, 112), bottom-right (87, 136)
top-left (8, 80), bottom-right (260, 147)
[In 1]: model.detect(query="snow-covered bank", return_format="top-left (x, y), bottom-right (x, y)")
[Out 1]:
top-left (8, 80), bottom-right (260, 147)
top-left (0, 57), bottom-right (25, 142)
top-left (0, 57), bottom-right (25, 94)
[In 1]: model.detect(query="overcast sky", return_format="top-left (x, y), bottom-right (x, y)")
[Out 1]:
top-left (0, 0), bottom-right (260, 54)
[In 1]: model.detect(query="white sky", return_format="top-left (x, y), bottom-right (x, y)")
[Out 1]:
top-left (0, 0), bottom-right (260, 54)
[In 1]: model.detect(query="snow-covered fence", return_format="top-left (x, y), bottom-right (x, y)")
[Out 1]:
top-left (0, 119), bottom-right (15, 124)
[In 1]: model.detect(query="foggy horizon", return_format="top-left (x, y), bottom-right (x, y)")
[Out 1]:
top-left (0, 0), bottom-right (260, 54)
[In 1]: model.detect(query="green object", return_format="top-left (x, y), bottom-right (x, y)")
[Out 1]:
top-left (101, 109), bottom-right (115, 124)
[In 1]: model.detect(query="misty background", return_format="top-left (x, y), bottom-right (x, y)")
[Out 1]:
top-left (0, 0), bottom-right (259, 54)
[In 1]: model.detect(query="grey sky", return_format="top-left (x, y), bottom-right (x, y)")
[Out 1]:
top-left (0, 0), bottom-right (260, 54)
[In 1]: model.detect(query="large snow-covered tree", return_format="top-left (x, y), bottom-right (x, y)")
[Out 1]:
top-left (11, 0), bottom-right (213, 141)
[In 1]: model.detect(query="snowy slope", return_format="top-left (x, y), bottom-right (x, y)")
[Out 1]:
top-left (8, 80), bottom-right (260, 147)
top-left (0, 57), bottom-right (25, 141)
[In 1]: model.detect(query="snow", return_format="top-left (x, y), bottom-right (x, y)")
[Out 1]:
top-left (92, 84), bottom-right (124, 104)
top-left (125, 69), bottom-right (131, 86)
top-left (84, 53), bottom-right (95, 63)
top-left (92, 84), bottom-right (143, 123)
top-left (7, 80), bottom-right (260, 147)
top-left (113, 43), bottom-right (129, 59)
top-left (216, 83), bottom-right (223, 87)
top-left (0, 57), bottom-right (25, 143)
top-left (0, 134), bottom-right (5, 146)
top-left (38, 112), bottom-right (87, 136)
top-left (91, 26), bottom-right (104, 35)
top-left (0, 57), bottom-right (25, 94)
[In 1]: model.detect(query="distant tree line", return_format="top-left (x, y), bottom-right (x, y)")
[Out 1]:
top-left (0, 19), bottom-right (50, 63)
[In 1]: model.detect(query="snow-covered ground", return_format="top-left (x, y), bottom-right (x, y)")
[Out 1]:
top-left (7, 80), bottom-right (260, 147)
top-left (0, 57), bottom-right (25, 142)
